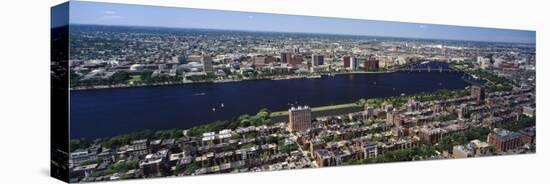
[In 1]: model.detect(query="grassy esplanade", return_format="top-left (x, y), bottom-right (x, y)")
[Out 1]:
top-left (270, 88), bottom-right (471, 118)
top-left (270, 103), bottom-right (361, 117)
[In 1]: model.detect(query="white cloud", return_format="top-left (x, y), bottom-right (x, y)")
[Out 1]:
top-left (103, 10), bottom-right (117, 15)
top-left (100, 10), bottom-right (123, 20)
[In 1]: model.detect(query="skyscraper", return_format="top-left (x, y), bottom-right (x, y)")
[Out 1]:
top-left (364, 103), bottom-right (374, 120)
top-left (312, 54), bottom-right (324, 66)
top-left (280, 52), bottom-right (292, 64)
top-left (289, 55), bottom-right (303, 67)
top-left (288, 106), bottom-right (312, 132)
top-left (350, 57), bottom-right (358, 70)
top-left (201, 55), bottom-right (214, 73)
top-left (364, 56), bottom-right (379, 71)
top-left (471, 85), bottom-right (485, 103)
top-left (343, 56), bottom-right (350, 68)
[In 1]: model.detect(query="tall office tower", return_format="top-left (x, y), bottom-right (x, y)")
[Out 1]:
top-left (312, 54), bottom-right (324, 66)
top-left (343, 56), bottom-right (350, 68)
top-left (350, 57), bottom-right (358, 70)
top-left (281, 52), bottom-right (292, 63)
top-left (364, 56), bottom-right (379, 71)
top-left (201, 55), bottom-right (214, 73)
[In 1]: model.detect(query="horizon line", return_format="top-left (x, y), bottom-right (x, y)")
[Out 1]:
top-left (68, 23), bottom-right (536, 45)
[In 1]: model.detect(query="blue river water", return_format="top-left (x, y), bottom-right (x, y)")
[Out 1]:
top-left (70, 63), bottom-right (469, 139)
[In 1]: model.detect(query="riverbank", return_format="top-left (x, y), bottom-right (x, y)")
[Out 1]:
top-left (71, 64), bottom-right (470, 139)
top-left (72, 87), bottom-right (473, 142)
top-left (69, 71), bottom-right (397, 91)
top-left (270, 103), bottom-right (361, 117)
top-left (449, 63), bottom-right (514, 92)
top-left (271, 88), bottom-right (470, 118)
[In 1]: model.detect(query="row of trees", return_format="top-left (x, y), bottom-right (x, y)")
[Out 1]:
top-left (343, 143), bottom-right (436, 165)
top-left (70, 138), bottom-right (91, 152)
top-left (460, 66), bottom-right (514, 93)
top-left (185, 73), bottom-right (217, 82)
top-left (99, 129), bottom-right (183, 148)
top-left (357, 89), bottom-right (470, 108)
top-left (71, 70), bottom-right (185, 88)
top-left (433, 116), bottom-right (534, 154)
top-left (70, 70), bottom-right (132, 88)
top-left (451, 63), bottom-right (515, 93)
top-left (139, 71), bottom-right (182, 84)
top-left (434, 127), bottom-right (490, 153)
top-left (186, 108), bottom-right (273, 137)
top-left (434, 112), bottom-right (458, 122)
top-left (471, 69), bottom-right (513, 87)
top-left (342, 127), bottom-right (493, 165)
top-left (501, 115), bottom-right (535, 131)
top-left (174, 161), bottom-right (200, 175)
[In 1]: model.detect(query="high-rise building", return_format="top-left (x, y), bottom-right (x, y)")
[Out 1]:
top-left (343, 56), bottom-right (350, 68)
top-left (172, 55), bottom-right (187, 64)
top-left (477, 56), bottom-right (491, 69)
top-left (294, 47), bottom-right (300, 53)
top-left (265, 55), bottom-right (276, 64)
top-left (312, 54), bottom-right (324, 66)
top-left (350, 57), bottom-right (358, 70)
top-left (281, 52), bottom-right (292, 63)
top-left (364, 104), bottom-right (374, 120)
top-left (471, 85), bottom-right (485, 103)
top-left (288, 106), bottom-right (312, 132)
top-left (457, 104), bottom-right (469, 120)
top-left (364, 56), bottom-right (379, 71)
top-left (289, 55), bottom-right (303, 67)
top-left (201, 55), bottom-right (214, 73)
top-left (487, 129), bottom-right (523, 152)
top-left (253, 55), bottom-right (275, 69)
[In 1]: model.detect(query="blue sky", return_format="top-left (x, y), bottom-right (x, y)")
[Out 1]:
top-left (67, 1), bottom-right (535, 44)
top-left (51, 2), bottom-right (69, 28)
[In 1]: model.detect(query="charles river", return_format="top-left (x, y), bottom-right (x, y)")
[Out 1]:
top-left (70, 62), bottom-right (470, 139)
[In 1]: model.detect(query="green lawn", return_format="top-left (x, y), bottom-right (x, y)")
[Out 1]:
top-left (449, 63), bottom-right (470, 70)
top-left (129, 75), bottom-right (142, 83)
top-left (270, 103), bottom-right (360, 117)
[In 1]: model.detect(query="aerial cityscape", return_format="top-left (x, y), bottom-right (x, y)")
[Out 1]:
top-left (64, 2), bottom-right (536, 183)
